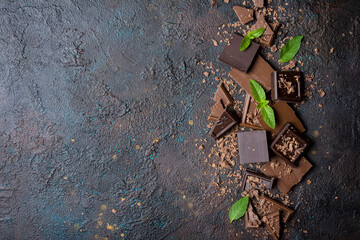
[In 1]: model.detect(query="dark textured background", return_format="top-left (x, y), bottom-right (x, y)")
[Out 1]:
top-left (0, 0), bottom-right (359, 239)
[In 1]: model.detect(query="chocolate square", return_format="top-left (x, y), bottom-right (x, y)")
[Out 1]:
top-left (270, 123), bottom-right (310, 165)
top-left (242, 169), bottom-right (275, 190)
top-left (261, 156), bottom-right (312, 194)
top-left (271, 71), bottom-right (303, 103)
top-left (237, 130), bottom-right (269, 164)
top-left (210, 109), bottom-right (238, 139)
top-left (219, 33), bottom-right (259, 73)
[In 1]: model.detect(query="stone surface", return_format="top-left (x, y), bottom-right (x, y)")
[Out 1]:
top-left (0, 0), bottom-right (359, 239)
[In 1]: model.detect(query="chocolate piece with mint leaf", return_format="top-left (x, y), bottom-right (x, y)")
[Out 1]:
top-left (271, 71), bottom-right (303, 103)
top-left (240, 94), bottom-right (263, 130)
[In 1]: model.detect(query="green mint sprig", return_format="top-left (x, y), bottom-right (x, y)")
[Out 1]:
top-left (279, 36), bottom-right (303, 62)
top-left (240, 28), bottom-right (266, 51)
top-left (249, 79), bottom-right (275, 129)
top-left (229, 196), bottom-right (249, 223)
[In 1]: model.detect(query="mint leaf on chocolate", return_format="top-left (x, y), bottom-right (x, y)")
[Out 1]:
top-left (279, 36), bottom-right (303, 62)
top-left (249, 79), bottom-right (276, 129)
top-left (240, 36), bottom-right (251, 51)
top-left (240, 28), bottom-right (265, 51)
top-left (229, 196), bottom-right (249, 223)
top-left (261, 105), bottom-right (275, 129)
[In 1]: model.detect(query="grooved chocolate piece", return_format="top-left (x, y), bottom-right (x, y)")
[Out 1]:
top-left (263, 211), bottom-right (281, 240)
top-left (214, 83), bottom-right (233, 107)
top-left (240, 94), bottom-right (263, 130)
top-left (271, 71), bottom-right (303, 102)
top-left (219, 33), bottom-right (259, 73)
top-left (210, 109), bottom-right (238, 139)
top-left (261, 156), bottom-right (312, 194)
top-left (242, 169), bottom-right (275, 190)
top-left (208, 100), bottom-right (225, 121)
top-left (270, 123), bottom-right (310, 165)
top-left (230, 55), bottom-right (274, 95)
top-left (237, 130), bottom-right (269, 164)
top-left (233, 6), bottom-right (254, 25)
top-left (245, 202), bottom-right (261, 229)
top-left (256, 101), bottom-right (305, 139)
top-left (259, 195), bottom-right (294, 223)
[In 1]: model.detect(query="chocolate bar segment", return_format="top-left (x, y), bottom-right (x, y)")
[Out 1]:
top-left (261, 156), bottom-right (312, 194)
top-left (259, 195), bottom-right (294, 223)
top-left (208, 100), bottom-right (225, 121)
top-left (214, 83), bottom-right (233, 107)
top-left (242, 169), bottom-right (275, 190)
top-left (270, 123), bottom-right (310, 165)
top-left (237, 130), bottom-right (269, 164)
top-left (240, 94), bottom-right (263, 130)
top-left (210, 109), bottom-right (238, 139)
top-left (230, 55), bottom-right (274, 95)
top-left (219, 33), bottom-right (259, 73)
top-left (271, 71), bottom-right (303, 103)
top-left (256, 101), bottom-right (305, 139)
top-left (245, 202), bottom-right (261, 229)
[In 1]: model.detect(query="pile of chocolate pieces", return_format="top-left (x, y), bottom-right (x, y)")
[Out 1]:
top-left (207, 4), bottom-right (312, 240)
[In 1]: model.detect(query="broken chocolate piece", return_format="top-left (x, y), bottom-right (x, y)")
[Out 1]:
top-left (259, 195), bottom-right (294, 223)
top-left (272, 71), bottom-right (303, 102)
top-left (253, 0), bottom-right (264, 8)
top-left (237, 130), bottom-right (269, 164)
top-left (270, 123), bottom-right (310, 165)
top-left (208, 100), bottom-right (225, 121)
top-left (219, 33), bottom-right (259, 73)
top-left (256, 101), bottom-right (305, 139)
top-left (261, 156), bottom-right (312, 194)
top-left (263, 211), bottom-right (281, 240)
top-left (214, 83), bottom-right (233, 107)
top-left (210, 109), bottom-right (238, 139)
top-left (245, 202), bottom-right (261, 229)
top-left (230, 55), bottom-right (274, 95)
top-left (242, 169), bottom-right (275, 190)
top-left (233, 6), bottom-right (254, 25)
top-left (251, 13), bottom-right (280, 47)
top-left (240, 94), bottom-right (263, 130)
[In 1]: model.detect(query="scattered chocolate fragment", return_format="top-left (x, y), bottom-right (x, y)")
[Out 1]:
top-left (210, 109), bottom-right (238, 139)
top-left (230, 55), bottom-right (274, 94)
top-left (261, 156), bottom-right (313, 194)
top-left (219, 33), bottom-right (259, 73)
top-left (245, 202), bottom-right (261, 229)
top-left (271, 71), bottom-right (303, 103)
top-left (263, 211), bottom-right (281, 240)
top-left (242, 169), bottom-right (275, 190)
top-left (256, 101), bottom-right (305, 139)
top-left (259, 195), bottom-right (294, 223)
top-left (270, 123), bottom-right (310, 165)
top-left (318, 89), bottom-right (326, 97)
top-left (208, 100), bottom-right (225, 121)
top-left (253, 0), bottom-right (264, 8)
top-left (233, 6), bottom-right (254, 25)
top-left (214, 83), bottom-right (234, 107)
top-left (237, 130), bottom-right (269, 164)
top-left (240, 94), bottom-right (263, 130)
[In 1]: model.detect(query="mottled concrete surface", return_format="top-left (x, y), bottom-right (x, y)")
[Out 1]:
top-left (0, 0), bottom-right (359, 239)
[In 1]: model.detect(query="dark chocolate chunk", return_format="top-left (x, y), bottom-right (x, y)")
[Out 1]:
top-left (270, 123), bottom-right (310, 165)
top-left (242, 169), bottom-right (275, 190)
top-left (230, 55), bottom-right (274, 95)
top-left (240, 94), bottom-right (263, 130)
top-left (219, 33), bottom-right (259, 73)
top-left (237, 130), bottom-right (269, 164)
top-left (261, 156), bottom-right (312, 194)
top-left (259, 195), bottom-right (294, 223)
top-left (271, 71), bottom-right (303, 103)
top-left (210, 109), bottom-right (238, 139)
top-left (233, 6), bottom-right (254, 25)
top-left (245, 202), bottom-right (261, 229)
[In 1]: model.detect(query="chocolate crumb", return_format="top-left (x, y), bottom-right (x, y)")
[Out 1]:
top-left (318, 89), bottom-right (325, 97)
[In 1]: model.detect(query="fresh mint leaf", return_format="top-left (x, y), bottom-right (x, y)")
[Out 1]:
top-left (229, 196), bottom-right (249, 223)
top-left (249, 79), bottom-right (266, 103)
top-left (279, 36), bottom-right (303, 62)
top-left (256, 100), bottom-right (269, 109)
top-left (261, 105), bottom-right (275, 129)
top-left (247, 28), bottom-right (265, 40)
top-left (240, 36), bottom-right (251, 51)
